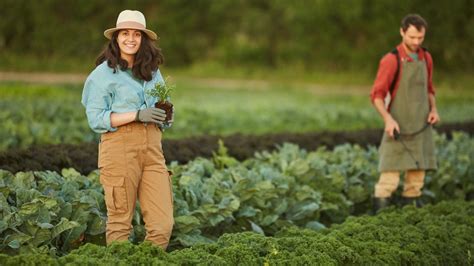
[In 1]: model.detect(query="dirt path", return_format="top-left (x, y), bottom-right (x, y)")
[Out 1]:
top-left (0, 71), bottom-right (370, 95)
top-left (0, 71), bottom-right (87, 84)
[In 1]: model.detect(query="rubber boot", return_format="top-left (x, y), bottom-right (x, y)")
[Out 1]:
top-left (401, 196), bottom-right (424, 208)
top-left (373, 197), bottom-right (391, 214)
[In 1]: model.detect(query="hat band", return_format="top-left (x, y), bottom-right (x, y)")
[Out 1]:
top-left (116, 21), bottom-right (146, 30)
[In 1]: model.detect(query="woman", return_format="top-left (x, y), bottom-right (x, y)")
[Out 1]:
top-left (81, 10), bottom-right (174, 249)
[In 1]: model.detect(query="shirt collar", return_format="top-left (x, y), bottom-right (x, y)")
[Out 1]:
top-left (397, 43), bottom-right (426, 62)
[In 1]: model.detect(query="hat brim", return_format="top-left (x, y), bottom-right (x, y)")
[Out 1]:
top-left (104, 27), bottom-right (158, 40)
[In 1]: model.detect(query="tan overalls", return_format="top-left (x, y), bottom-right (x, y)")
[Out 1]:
top-left (98, 122), bottom-right (173, 249)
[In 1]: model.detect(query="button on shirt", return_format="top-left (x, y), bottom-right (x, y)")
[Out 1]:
top-left (81, 61), bottom-right (165, 133)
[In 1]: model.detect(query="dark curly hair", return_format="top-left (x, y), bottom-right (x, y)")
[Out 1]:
top-left (95, 30), bottom-right (164, 81)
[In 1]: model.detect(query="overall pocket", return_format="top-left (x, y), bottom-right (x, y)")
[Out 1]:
top-left (100, 173), bottom-right (128, 214)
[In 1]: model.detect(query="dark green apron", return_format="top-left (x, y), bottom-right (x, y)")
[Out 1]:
top-left (378, 58), bottom-right (437, 172)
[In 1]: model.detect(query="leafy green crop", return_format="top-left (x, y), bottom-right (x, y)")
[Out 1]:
top-left (0, 169), bottom-right (106, 255)
top-left (164, 132), bottom-right (473, 247)
top-left (1, 201), bottom-right (472, 265)
top-left (1, 132), bottom-right (471, 254)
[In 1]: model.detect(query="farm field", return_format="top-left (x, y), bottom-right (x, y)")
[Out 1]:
top-left (2, 1), bottom-right (473, 263)
top-left (0, 132), bottom-right (472, 258)
top-left (1, 200), bottom-right (473, 265)
top-left (1, 80), bottom-right (473, 150)
top-left (1, 77), bottom-right (473, 264)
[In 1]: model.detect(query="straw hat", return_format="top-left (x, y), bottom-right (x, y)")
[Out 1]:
top-left (104, 10), bottom-right (158, 40)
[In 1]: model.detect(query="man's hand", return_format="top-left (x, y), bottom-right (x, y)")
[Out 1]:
top-left (427, 109), bottom-right (440, 125)
top-left (135, 107), bottom-right (166, 124)
top-left (373, 98), bottom-right (399, 139)
top-left (384, 115), bottom-right (400, 139)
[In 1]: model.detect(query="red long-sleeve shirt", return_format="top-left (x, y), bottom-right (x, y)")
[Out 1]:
top-left (370, 43), bottom-right (435, 109)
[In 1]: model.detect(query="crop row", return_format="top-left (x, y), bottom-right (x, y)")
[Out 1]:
top-left (1, 200), bottom-right (473, 265)
top-left (0, 132), bottom-right (472, 255)
top-left (2, 83), bottom-right (474, 150)
top-left (1, 121), bottom-right (472, 175)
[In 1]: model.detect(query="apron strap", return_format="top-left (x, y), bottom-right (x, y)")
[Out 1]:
top-left (389, 49), bottom-right (400, 96)
top-left (388, 47), bottom-right (429, 96)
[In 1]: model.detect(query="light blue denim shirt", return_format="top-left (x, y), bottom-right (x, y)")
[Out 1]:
top-left (81, 61), bottom-right (167, 133)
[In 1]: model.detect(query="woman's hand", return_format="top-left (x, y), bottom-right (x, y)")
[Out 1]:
top-left (135, 107), bottom-right (166, 124)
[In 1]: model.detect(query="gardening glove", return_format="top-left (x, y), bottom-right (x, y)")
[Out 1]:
top-left (135, 107), bottom-right (166, 124)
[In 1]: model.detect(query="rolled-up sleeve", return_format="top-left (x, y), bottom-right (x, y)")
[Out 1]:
top-left (370, 54), bottom-right (398, 103)
top-left (81, 78), bottom-right (117, 133)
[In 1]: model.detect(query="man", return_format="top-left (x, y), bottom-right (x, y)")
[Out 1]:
top-left (370, 14), bottom-right (440, 212)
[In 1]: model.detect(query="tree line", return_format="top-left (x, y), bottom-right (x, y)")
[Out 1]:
top-left (0, 0), bottom-right (472, 72)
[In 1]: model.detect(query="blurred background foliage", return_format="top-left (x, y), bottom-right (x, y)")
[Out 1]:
top-left (0, 0), bottom-right (472, 74)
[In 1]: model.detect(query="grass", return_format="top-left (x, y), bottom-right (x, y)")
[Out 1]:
top-left (1, 53), bottom-right (473, 89)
